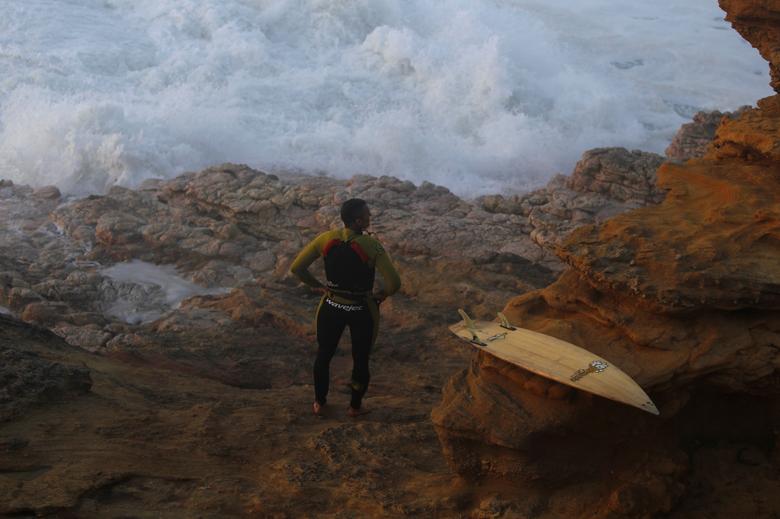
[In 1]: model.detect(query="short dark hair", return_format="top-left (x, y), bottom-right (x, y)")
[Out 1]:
top-left (340, 198), bottom-right (368, 225)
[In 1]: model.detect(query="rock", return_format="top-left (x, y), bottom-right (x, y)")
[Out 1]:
top-left (53, 323), bottom-right (114, 351)
top-left (665, 109), bottom-right (748, 161)
top-left (434, 140), bottom-right (780, 498)
top-left (95, 212), bottom-right (146, 246)
top-left (0, 4), bottom-right (778, 513)
top-left (0, 144), bottom-right (679, 402)
top-left (32, 186), bottom-right (62, 200)
top-left (721, 0), bottom-right (780, 92)
top-left (0, 316), bottom-right (92, 422)
top-left (244, 250), bottom-right (276, 272)
top-left (565, 148), bottom-right (666, 204)
top-left (21, 301), bottom-right (72, 326)
top-left (710, 95), bottom-right (780, 162)
top-left (556, 155), bottom-right (780, 312)
top-left (8, 287), bottom-right (43, 309)
top-left (481, 148), bottom-right (666, 251)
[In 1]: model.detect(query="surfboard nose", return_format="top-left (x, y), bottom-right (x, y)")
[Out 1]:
top-left (639, 399), bottom-right (660, 415)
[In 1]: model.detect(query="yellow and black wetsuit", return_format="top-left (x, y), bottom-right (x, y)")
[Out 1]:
top-left (290, 228), bottom-right (401, 409)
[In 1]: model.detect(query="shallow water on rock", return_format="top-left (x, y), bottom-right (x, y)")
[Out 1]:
top-left (100, 260), bottom-right (229, 324)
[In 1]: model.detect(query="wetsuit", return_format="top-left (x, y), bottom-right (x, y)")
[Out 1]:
top-left (290, 228), bottom-right (401, 409)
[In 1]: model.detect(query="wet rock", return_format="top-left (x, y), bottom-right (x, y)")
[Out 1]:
top-left (566, 148), bottom-right (666, 204)
top-left (0, 135), bottom-right (682, 399)
top-left (0, 157), bottom-right (579, 388)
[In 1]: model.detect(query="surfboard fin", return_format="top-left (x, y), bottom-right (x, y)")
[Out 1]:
top-left (458, 309), bottom-right (475, 328)
top-left (458, 309), bottom-right (486, 347)
top-left (497, 312), bottom-right (516, 330)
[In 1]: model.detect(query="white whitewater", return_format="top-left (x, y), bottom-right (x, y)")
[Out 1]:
top-left (0, 0), bottom-right (772, 197)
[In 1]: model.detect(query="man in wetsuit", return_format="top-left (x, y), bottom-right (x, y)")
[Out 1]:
top-left (289, 198), bottom-right (401, 417)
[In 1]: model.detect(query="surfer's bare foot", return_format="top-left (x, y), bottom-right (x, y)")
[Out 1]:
top-left (312, 401), bottom-right (325, 417)
top-left (347, 406), bottom-right (371, 417)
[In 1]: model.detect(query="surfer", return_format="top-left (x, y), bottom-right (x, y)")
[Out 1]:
top-left (290, 198), bottom-right (401, 418)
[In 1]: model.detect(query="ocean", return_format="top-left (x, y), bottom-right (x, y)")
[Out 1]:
top-left (0, 0), bottom-right (772, 197)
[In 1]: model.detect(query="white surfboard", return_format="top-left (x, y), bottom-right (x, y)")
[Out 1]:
top-left (449, 310), bottom-right (659, 415)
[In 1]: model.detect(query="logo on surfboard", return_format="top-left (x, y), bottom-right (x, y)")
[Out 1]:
top-left (570, 360), bottom-right (609, 382)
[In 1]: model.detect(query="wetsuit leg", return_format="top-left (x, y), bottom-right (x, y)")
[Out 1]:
top-left (347, 303), bottom-right (377, 409)
top-left (314, 299), bottom-right (347, 405)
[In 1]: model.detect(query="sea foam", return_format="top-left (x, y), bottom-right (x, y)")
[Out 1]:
top-left (0, 0), bottom-right (772, 197)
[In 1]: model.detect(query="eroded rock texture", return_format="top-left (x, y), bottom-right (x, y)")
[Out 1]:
top-left (432, 3), bottom-right (780, 517)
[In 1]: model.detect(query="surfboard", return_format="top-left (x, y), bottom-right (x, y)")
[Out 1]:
top-left (449, 309), bottom-right (659, 415)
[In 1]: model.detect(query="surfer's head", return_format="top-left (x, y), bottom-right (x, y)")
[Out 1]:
top-left (340, 198), bottom-right (370, 232)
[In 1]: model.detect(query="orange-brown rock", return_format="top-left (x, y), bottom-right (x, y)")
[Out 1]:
top-left (721, 0), bottom-right (780, 92)
top-left (556, 156), bottom-right (780, 313)
top-left (710, 94), bottom-right (780, 161)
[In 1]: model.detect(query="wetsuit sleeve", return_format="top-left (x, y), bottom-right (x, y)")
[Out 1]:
top-left (373, 243), bottom-right (401, 297)
top-left (289, 233), bottom-right (327, 288)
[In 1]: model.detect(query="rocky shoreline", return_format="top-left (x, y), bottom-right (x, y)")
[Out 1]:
top-left (0, 140), bottom-right (678, 383)
top-left (1, 1), bottom-right (779, 515)
top-left (1, 110), bottom-right (770, 518)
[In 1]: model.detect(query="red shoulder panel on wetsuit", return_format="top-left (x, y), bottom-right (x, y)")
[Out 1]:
top-left (350, 242), bottom-right (369, 263)
top-left (322, 239), bottom-right (342, 256)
